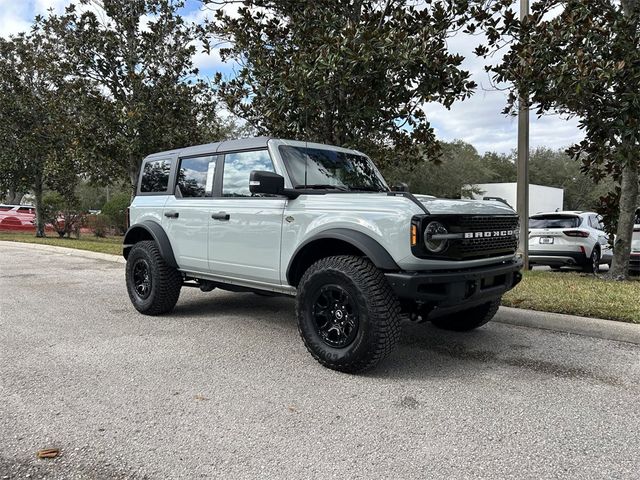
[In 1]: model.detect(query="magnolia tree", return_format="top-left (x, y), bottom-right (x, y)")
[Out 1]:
top-left (0, 29), bottom-right (84, 237)
top-left (472, 0), bottom-right (640, 278)
top-left (201, 0), bottom-right (478, 167)
top-left (44, 0), bottom-right (228, 193)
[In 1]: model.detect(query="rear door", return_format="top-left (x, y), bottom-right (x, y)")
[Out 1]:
top-left (590, 214), bottom-right (612, 262)
top-left (208, 149), bottom-right (286, 284)
top-left (162, 154), bottom-right (218, 272)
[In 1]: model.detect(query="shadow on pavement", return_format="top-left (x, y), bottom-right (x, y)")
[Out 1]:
top-left (168, 290), bottom-right (627, 387)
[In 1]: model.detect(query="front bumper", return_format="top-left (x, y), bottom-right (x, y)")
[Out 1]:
top-left (385, 259), bottom-right (523, 308)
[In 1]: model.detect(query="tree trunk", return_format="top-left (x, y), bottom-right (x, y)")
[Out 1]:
top-left (5, 189), bottom-right (24, 204)
top-left (33, 174), bottom-right (45, 238)
top-left (607, 0), bottom-right (640, 279)
top-left (607, 156), bottom-right (639, 279)
top-left (129, 164), bottom-right (138, 199)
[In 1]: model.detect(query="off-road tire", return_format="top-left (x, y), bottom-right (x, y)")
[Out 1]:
top-left (126, 240), bottom-right (182, 315)
top-left (583, 247), bottom-right (600, 274)
top-left (430, 298), bottom-right (501, 332)
top-left (296, 255), bottom-right (401, 373)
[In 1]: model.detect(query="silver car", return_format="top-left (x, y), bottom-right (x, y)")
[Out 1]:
top-left (528, 211), bottom-right (613, 273)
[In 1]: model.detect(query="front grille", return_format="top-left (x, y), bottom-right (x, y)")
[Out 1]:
top-left (456, 216), bottom-right (519, 259)
top-left (413, 214), bottom-right (519, 261)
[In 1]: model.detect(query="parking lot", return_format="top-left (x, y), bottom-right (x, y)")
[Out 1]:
top-left (1, 243), bottom-right (639, 479)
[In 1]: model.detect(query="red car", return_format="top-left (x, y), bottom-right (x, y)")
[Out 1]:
top-left (0, 204), bottom-right (36, 231)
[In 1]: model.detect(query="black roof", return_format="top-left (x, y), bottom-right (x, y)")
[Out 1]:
top-left (146, 137), bottom-right (271, 159)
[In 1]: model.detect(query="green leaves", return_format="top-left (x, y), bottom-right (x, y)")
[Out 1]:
top-left (473, 0), bottom-right (640, 277)
top-left (203, 0), bottom-right (475, 166)
top-left (43, 0), bottom-right (227, 190)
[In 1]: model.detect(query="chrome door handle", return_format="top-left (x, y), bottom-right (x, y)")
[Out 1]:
top-left (211, 212), bottom-right (230, 221)
top-left (164, 211), bottom-right (179, 219)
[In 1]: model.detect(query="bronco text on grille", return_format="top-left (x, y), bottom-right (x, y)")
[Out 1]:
top-left (412, 214), bottom-right (519, 260)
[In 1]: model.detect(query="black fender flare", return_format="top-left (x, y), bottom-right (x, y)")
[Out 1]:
top-left (286, 228), bottom-right (400, 285)
top-left (123, 221), bottom-right (178, 268)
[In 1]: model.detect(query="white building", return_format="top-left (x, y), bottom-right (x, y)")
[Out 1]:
top-left (464, 183), bottom-right (564, 216)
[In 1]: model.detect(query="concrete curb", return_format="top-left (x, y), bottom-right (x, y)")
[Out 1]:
top-left (495, 306), bottom-right (640, 345)
top-left (3, 240), bottom-right (638, 344)
top-left (0, 240), bottom-right (125, 264)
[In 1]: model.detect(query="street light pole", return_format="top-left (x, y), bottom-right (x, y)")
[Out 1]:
top-left (517, 0), bottom-right (530, 269)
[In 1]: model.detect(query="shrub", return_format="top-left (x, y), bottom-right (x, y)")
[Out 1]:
top-left (101, 193), bottom-right (130, 235)
top-left (41, 192), bottom-right (85, 238)
top-left (85, 213), bottom-right (111, 237)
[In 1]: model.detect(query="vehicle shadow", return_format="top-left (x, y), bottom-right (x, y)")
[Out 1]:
top-left (372, 322), bottom-right (624, 387)
top-left (171, 290), bottom-right (297, 328)
top-left (170, 290), bottom-right (625, 387)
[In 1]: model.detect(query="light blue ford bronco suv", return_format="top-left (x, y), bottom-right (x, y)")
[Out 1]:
top-left (123, 137), bottom-right (522, 372)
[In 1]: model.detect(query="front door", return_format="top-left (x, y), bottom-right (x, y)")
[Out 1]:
top-left (162, 154), bottom-right (218, 272)
top-left (208, 149), bottom-right (285, 284)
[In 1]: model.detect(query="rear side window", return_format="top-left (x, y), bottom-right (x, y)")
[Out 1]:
top-left (140, 159), bottom-right (172, 193)
top-left (222, 150), bottom-right (274, 197)
top-left (176, 156), bottom-right (216, 198)
top-left (529, 215), bottom-right (581, 229)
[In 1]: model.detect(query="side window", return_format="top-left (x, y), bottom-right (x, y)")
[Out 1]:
top-left (222, 150), bottom-right (274, 197)
top-left (176, 156), bottom-right (216, 198)
top-left (140, 159), bottom-right (172, 193)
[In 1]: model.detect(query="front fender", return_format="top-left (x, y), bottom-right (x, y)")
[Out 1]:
top-left (286, 228), bottom-right (400, 285)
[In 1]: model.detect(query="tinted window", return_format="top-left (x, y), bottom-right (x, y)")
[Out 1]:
top-left (140, 159), bottom-right (171, 193)
top-left (222, 150), bottom-right (274, 197)
top-left (589, 215), bottom-right (602, 230)
top-left (177, 156), bottom-right (216, 198)
top-left (529, 215), bottom-right (581, 229)
top-left (279, 145), bottom-right (387, 192)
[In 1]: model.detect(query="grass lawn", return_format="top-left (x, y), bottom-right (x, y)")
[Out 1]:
top-left (0, 231), bottom-right (122, 256)
top-left (503, 270), bottom-right (640, 324)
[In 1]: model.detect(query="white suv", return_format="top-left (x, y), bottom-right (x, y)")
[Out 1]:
top-left (123, 138), bottom-right (523, 372)
top-left (528, 211), bottom-right (613, 273)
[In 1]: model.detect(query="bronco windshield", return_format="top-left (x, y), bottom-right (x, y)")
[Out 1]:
top-left (278, 145), bottom-right (388, 192)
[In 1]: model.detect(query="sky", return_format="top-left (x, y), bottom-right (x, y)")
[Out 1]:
top-left (0, 0), bottom-right (584, 155)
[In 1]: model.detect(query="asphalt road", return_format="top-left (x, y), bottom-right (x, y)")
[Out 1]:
top-left (1, 243), bottom-right (639, 480)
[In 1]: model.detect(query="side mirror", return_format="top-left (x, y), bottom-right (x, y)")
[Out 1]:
top-left (392, 182), bottom-right (409, 192)
top-left (249, 170), bottom-right (285, 196)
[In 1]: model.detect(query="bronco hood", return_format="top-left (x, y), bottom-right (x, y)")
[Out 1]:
top-left (414, 195), bottom-right (516, 216)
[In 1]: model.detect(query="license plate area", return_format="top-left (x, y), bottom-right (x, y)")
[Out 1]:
top-left (540, 237), bottom-right (554, 244)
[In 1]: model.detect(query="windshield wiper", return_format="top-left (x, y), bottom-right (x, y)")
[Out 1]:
top-left (349, 186), bottom-right (387, 192)
top-left (294, 184), bottom-right (349, 191)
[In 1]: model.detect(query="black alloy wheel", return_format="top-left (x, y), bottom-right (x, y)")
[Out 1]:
top-left (132, 259), bottom-right (152, 300)
top-left (311, 285), bottom-right (359, 348)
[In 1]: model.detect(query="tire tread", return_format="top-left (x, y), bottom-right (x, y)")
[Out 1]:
top-left (296, 255), bottom-right (400, 373)
top-left (126, 240), bottom-right (182, 315)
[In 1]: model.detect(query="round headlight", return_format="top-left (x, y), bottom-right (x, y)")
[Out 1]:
top-left (424, 221), bottom-right (449, 253)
